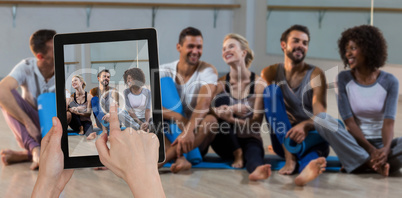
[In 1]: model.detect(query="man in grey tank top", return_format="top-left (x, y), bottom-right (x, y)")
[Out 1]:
top-left (261, 25), bottom-right (329, 186)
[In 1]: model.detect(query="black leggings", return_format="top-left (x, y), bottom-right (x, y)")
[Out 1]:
top-left (211, 130), bottom-right (264, 173)
top-left (69, 113), bottom-right (93, 136)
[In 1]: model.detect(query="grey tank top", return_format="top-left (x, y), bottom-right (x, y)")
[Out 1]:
top-left (275, 63), bottom-right (315, 125)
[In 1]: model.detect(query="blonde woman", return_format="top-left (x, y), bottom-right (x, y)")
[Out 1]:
top-left (211, 33), bottom-right (271, 181)
top-left (66, 75), bottom-right (93, 136)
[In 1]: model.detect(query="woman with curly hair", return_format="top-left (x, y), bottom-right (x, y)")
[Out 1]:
top-left (123, 68), bottom-right (152, 130)
top-left (315, 25), bottom-right (402, 176)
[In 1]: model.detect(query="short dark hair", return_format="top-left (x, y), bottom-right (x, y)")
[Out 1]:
top-left (338, 25), bottom-right (387, 70)
top-left (97, 69), bottom-right (110, 77)
top-left (123, 68), bottom-right (145, 87)
top-left (178, 27), bottom-right (202, 45)
top-left (29, 29), bottom-right (56, 55)
top-left (280, 24), bottom-right (310, 43)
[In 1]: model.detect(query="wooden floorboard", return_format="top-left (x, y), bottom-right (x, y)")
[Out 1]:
top-left (0, 89), bottom-right (401, 197)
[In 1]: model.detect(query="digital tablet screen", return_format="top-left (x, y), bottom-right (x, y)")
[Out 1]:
top-left (54, 29), bottom-right (165, 168)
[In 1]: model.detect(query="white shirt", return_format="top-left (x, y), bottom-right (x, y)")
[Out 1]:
top-left (9, 58), bottom-right (55, 109)
top-left (160, 60), bottom-right (217, 118)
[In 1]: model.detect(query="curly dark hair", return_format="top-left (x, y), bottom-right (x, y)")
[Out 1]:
top-left (338, 25), bottom-right (387, 70)
top-left (123, 68), bottom-right (145, 88)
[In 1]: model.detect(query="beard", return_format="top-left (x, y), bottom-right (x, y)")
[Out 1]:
top-left (285, 47), bottom-right (305, 64)
top-left (101, 80), bottom-right (109, 87)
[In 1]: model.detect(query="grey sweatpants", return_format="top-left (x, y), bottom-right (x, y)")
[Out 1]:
top-left (314, 112), bottom-right (402, 173)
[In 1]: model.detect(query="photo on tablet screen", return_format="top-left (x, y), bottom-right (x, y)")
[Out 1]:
top-left (54, 29), bottom-right (165, 168)
top-left (65, 40), bottom-right (152, 156)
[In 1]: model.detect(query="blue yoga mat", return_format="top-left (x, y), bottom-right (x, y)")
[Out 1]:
top-left (263, 85), bottom-right (326, 156)
top-left (162, 153), bottom-right (341, 172)
top-left (91, 96), bottom-right (109, 127)
top-left (284, 131), bottom-right (325, 156)
top-left (161, 77), bottom-right (202, 164)
top-left (37, 92), bottom-right (56, 138)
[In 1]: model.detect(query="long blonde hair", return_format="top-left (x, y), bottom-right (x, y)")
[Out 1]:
top-left (223, 33), bottom-right (254, 68)
top-left (72, 75), bottom-right (86, 89)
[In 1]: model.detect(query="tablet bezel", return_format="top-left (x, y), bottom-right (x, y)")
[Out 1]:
top-left (54, 28), bottom-right (165, 169)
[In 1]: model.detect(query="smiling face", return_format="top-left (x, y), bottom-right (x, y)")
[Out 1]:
top-left (345, 40), bottom-right (365, 69)
top-left (222, 38), bottom-right (246, 66)
top-left (126, 74), bottom-right (134, 87)
top-left (177, 35), bottom-right (203, 66)
top-left (98, 71), bottom-right (110, 87)
top-left (281, 30), bottom-right (309, 64)
top-left (71, 77), bottom-right (82, 89)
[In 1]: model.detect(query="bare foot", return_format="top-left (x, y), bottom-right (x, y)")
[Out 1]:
top-left (232, 148), bottom-right (244, 168)
top-left (267, 145), bottom-right (276, 155)
top-left (249, 164), bottom-right (272, 181)
top-left (86, 132), bottom-right (97, 140)
top-left (78, 126), bottom-right (84, 135)
top-left (279, 155), bottom-right (297, 175)
top-left (0, 149), bottom-right (29, 165)
top-left (294, 157), bottom-right (326, 186)
top-left (375, 163), bottom-right (390, 177)
top-left (170, 156), bottom-right (191, 173)
top-left (30, 147), bottom-right (40, 170)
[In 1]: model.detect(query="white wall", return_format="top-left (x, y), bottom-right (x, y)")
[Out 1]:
top-left (0, 0), bottom-right (235, 78)
top-left (266, 0), bottom-right (402, 64)
top-left (236, 0), bottom-right (402, 97)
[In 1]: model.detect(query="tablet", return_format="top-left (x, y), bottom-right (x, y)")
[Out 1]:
top-left (54, 28), bottom-right (165, 168)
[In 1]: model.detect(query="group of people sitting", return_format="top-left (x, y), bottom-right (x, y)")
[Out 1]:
top-left (65, 67), bottom-right (152, 140)
top-left (0, 24), bottom-right (401, 190)
top-left (158, 25), bottom-right (402, 186)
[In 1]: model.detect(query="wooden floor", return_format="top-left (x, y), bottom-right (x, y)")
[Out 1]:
top-left (1, 89), bottom-right (402, 198)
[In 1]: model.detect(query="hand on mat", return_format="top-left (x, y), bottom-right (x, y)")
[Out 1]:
top-left (285, 122), bottom-right (308, 144)
top-left (25, 120), bottom-right (41, 143)
top-left (95, 103), bottom-right (165, 198)
top-left (32, 117), bottom-right (74, 198)
top-left (102, 113), bottom-right (110, 122)
top-left (172, 129), bottom-right (195, 157)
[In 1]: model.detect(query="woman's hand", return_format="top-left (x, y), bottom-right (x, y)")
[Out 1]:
top-left (95, 103), bottom-right (165, 198)
top-left (32, 117), bottom-right (74, 198)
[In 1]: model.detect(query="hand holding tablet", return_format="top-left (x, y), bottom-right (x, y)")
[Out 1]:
top-left (32, 106), bottom-right (165, 197)
top-left (54, 28), bottom-right (165, 168)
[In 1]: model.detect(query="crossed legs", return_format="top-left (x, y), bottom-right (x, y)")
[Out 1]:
top-left (161, 114), bottom-right (218, 173)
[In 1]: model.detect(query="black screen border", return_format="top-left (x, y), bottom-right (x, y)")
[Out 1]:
top-left (54, 28), bottom-right (165, 169)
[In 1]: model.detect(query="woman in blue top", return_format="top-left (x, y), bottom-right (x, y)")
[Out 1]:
top-left (329, 25), bottom-right (402, 176)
